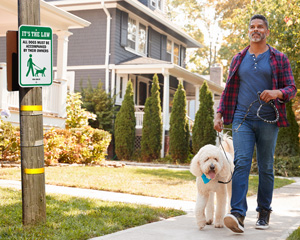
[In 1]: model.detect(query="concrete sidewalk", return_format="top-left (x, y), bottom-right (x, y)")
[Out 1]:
top-left (0, 178), bottom-right (300, 240)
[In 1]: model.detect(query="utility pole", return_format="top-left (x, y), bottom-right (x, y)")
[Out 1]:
top-left (18, 0), bottom-right (46, 225)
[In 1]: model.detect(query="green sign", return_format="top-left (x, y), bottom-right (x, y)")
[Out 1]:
top-left (19, 25), bottom-right (52, 87)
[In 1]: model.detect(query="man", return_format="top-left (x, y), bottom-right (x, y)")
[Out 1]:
top-left (214, 14), bottom-right (297, 233)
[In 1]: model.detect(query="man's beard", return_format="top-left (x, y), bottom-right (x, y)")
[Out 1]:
top-left (249, 32), bottom-right (266, 42)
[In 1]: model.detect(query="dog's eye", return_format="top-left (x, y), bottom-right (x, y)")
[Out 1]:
top-left (214, 158), bottom-right (218, 161)
top-left (205, 158), bottom-right (210, 162)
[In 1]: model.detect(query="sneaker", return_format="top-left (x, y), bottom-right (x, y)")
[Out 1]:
top-left (256, 209), bottom-right (271, 229)
top-left (224, 212), bottom-right (245, 233)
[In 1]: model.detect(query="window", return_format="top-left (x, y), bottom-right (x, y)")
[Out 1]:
top-left (119, 77), bottom-right (123, 98)
top-left (173, 43), bottom-right (179, 65)
top-left (127, 18), bottom-right (136, 49)
top-left (127, 17), bottom-right (147, 55)
top-left (167, 40), bottom-right (172, 54)
top-left (167, 39), bottom-right (180, 65)
top-left (151, 0), bottom-right (163, 10)
top-left (138, 23), bottom-right (146, 54)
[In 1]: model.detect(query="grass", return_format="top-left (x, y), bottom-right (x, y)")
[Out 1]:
top-left (288, 227), bottom-right (300, 240)
top-left (0, 166), bottom-right (295, 201)
top-left (0, 187), bottom-right (185, 240)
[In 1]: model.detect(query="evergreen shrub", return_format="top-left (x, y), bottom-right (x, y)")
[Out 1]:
top-left (192, 80), bottom-right (216, 153)
top-left (114, 81), bottom-right (136, 160)
top-left (169, 81), bottom-right (190, 162)
top-left (141, 74), bottom-right (162, 161)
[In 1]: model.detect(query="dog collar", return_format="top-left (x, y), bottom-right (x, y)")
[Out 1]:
top-left (201, 173), bottom-right (211, 184)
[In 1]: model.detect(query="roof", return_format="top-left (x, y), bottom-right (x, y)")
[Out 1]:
top-left (113, 57), bottom-right (224, 94)
top-left (46, 0), bottom-right (202, 48)
top-left (0, 0), bottom-right (90, 36)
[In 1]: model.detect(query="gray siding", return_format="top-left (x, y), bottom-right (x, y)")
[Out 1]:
top-left (68, 9), bottom-right (105, 66)
top-left (0, 37), bottom-right (6, 62)
top-left (74, 69), bottom-right (105, 91)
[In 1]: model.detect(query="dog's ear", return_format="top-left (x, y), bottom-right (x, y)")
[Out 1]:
top-left (190, 149), bottom-right (203, 177)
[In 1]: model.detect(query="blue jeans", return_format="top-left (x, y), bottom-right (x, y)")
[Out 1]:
top-left (231, 117), bottom-right (279, 216)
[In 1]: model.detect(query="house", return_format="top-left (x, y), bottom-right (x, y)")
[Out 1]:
top-left (46, 0), bottom-right (225, 156)
top-left (0, 0), bottom-right (90, 128)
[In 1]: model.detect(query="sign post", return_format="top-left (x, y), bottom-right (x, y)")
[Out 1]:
top-left (19, 25), bottom-right (52, 87)
top-left (18, 0), bottom-right (46, 225)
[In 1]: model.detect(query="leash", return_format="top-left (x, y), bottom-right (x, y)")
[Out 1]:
top-left (222, 92), bottom-right (279, 132)
top-left (217, 92), bottom-right (279, 184)
top-left (217, 132), bottom-right (233, 184)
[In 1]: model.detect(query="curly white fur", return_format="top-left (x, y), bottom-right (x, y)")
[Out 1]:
top-left (190, 135), bottom-right (234, 230)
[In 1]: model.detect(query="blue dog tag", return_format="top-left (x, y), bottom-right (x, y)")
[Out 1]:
top-left (201, 173), bottom-right (211, 184)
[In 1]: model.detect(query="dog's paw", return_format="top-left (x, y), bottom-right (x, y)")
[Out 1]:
top-left (206, 219), bottom-right (213, 225)
top-left (214, 222), bottom-right (224, 228)
top-left (197, 220), bottom-right (206, 230)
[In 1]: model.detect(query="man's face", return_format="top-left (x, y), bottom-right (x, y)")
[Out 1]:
top-left (248, 19), bottom-right (270, 43)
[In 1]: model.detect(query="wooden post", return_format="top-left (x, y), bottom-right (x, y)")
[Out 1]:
top-left (18, 0), bottom-right (46, 225)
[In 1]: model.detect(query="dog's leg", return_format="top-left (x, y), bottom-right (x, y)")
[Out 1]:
top-left (227, 183), bottom-right (232, 213)
top-left (195, 193), bottom-right (208, 230)
top-left (215, 186), bottom-right (226, 228)
top-left (205, 191), bottom-right (214, 225)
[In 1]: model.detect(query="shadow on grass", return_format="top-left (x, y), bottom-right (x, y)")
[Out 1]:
top-left (0, 188), bottom-right (185, 240)
top-left (133, 168), bottom-right (196, 181)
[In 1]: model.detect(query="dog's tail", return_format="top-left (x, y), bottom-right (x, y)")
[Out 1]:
top-left (220, 133), bottom-right (234, 157)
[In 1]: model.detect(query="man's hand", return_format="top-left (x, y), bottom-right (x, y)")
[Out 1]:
top-left (260, 90), bottom-right (283, 102)
top-left (214, 112), bottom-right (223, 132)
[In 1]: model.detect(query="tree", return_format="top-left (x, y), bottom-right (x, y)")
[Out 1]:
top-left (275, 101), bottom-right (300, 156)
top-left (114, 81), bottom-right (136, 160)
top-left (192, 81), bottom-right (216, 153)
top-left (169, 81), bottom-right (190, 162)
top-left (81, 80), bottom-right (116, 133)
top-left (141, 74), bottom-right (162, 161)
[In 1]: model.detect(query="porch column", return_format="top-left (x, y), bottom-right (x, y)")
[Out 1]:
top-left (195, 84), bottom-right (200, 113)
top-left (161, 70), bottom-right (170, 158)
top-left (56, 30), bottom-right (73, 118)
top-left (0, 63), bottom-right (8, 110)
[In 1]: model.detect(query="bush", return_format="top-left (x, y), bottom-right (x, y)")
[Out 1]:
top-left (114, 81), bottom-right (136, 160)
top-left (192, 81), bottom-right (216, 153)
top-left (169, 81), bottom-right (190, 162)
top-left (0, 120), bottom-right (20, 162)
top-left (141, 74), bottom-right (162, 161)
top-left (81, 80), bottom-right (116, 133)
top-left (66, 92), bottom-right (96, 129)
top-left (44, 127), bottom-right (111, 165)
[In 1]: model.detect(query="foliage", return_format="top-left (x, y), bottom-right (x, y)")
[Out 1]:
top-left (44, 126), bottom-right (111, 165)
top-left (192, 81), bottom-right (216, 153)
top-left (275, 101), bottom-right (300, 157)
top-left (251, 155), bottom-right (300, 177)
top-left (66, 92), bottom-right (96, 129)
top-left (169, 82), bottom-right (190, 162)
top-left (81, 80), bottom-right (116, 134)
top-left (287, 226), bottom-right (300, 240)
top-left (0, 188), bottom-right (185, 239)
top-left (0, 120), bottom-right (20, 162)
top-left (141, 74), bottom-right (162, 161)
top-left (114, 81), bottom-right (136, 160)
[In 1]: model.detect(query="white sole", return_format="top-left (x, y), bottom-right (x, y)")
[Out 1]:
top-left (224, 214), bottom-right (244, 233)
top-left (255, 225), bottom-right (269, 230)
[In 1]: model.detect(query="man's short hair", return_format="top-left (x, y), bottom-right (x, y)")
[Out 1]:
top-left (250, 14), bottom-right (269, 29)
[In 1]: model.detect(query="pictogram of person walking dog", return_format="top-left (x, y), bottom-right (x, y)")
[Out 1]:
top-left (26, 54), bottom-right (46, 78)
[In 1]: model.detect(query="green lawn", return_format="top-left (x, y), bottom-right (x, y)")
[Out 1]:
top-left (0, 166), bottom-right (295, 201)
top-left (0, 187), bottom-right (185, 240)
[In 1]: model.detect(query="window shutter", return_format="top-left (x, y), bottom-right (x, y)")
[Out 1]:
top-left (160, 35), bottom-right (167, 60)
top-left (180, 46), bottom-right (186, 68)
top-left (120, 11), bottom-right (128, 47)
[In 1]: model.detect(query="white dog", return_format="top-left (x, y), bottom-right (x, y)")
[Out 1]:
top-left (190, 135), bottom-right (234, 230)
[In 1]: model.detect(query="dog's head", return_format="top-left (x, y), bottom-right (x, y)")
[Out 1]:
top-left (190, 144), bottom-right (229, 180)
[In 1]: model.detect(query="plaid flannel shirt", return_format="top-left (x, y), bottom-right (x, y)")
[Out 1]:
top-left (217, 45), bottom-right (297, 127)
